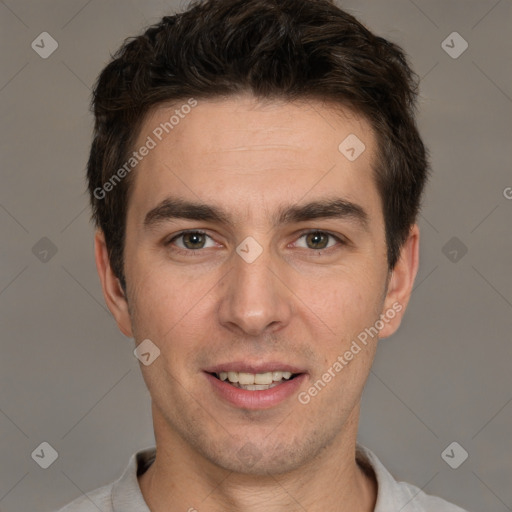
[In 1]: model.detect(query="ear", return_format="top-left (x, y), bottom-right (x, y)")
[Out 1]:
top-left (378, 224), bottom-right (420, 339)
top-left (94, 229), bottom-right (133, 338)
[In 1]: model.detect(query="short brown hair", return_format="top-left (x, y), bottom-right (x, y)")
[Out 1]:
top-left (87, 0), bottom-right (429, 290)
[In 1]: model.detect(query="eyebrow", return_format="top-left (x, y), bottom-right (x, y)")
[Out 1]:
top-left (143, 196), bottom-right (369, 231)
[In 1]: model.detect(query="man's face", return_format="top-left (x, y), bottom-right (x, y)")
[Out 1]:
top-left (103, 95), bottom-right (410, 474)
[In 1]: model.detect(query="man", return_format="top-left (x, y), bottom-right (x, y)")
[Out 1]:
top-left (57, 0), bottom-right (469, 510)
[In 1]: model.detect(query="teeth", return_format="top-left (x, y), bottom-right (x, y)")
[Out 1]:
top-left (226, 382), bottom-right (283, 390)
top-left (254, 372), bottom-right (273, 385)
top-left (244, 384), bottom-right (274, 390)
top-left (216, 370), bottom-right (295, 385)
top-left (238, 372), bottom-right (255, 385)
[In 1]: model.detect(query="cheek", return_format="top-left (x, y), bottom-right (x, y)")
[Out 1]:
top-left (127, 259), bottom-right (216, 355)
top-left (304, 277), bottom-right (383, 406)
top-left (309, 270), bottom-right (383, 342)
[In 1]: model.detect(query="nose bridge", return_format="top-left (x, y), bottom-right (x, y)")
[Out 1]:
top-left (217, 235), bottom-right (291, 336)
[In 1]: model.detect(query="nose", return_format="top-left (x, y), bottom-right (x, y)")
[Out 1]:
top-left (217, 239), bottom-right (293, 337)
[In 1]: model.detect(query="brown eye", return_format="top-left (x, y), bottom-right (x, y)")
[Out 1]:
top-left (295, 231), bottom-right (342, 251)
top-left (167, 230), bottom-right (215, 252)
top-left (181, 232), bottom-right (207, 249)
top-left (304, 231), bottom-right (330, 249)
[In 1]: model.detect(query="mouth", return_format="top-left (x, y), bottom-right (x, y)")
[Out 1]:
top-left (209, 370), bottom-right (300, 391)
top-left (203, 363), bottom-right (307, 409)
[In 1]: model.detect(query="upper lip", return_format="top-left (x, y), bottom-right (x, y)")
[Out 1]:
top-left (204, 362), bottom-right (307, 374)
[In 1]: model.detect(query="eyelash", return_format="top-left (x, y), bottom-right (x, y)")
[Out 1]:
top-left (165, 229), bottom-right (346, 257)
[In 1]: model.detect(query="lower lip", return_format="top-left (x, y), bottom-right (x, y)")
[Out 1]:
top-left (204, 372), bottom-right (307, 410)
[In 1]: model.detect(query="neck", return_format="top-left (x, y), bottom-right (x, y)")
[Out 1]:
top-left (138, 405), bottom-right (377, 512)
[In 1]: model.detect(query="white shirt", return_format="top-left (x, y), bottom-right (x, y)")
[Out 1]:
top-left (55, 443), bottom-right (469, 511)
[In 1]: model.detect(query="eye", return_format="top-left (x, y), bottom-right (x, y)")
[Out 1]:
top-left (164, 229), bottom-right (346, 257)
top-left (293, 230), bottom-right (344, 252)
top-left (166, 230), bottom-right (216, 253)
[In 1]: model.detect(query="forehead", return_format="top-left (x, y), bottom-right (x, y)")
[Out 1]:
top-left (127, 94), bottom-right (381, 228)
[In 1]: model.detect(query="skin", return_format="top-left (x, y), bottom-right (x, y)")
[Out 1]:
top-left (95, 93), bottom-right (419, 512)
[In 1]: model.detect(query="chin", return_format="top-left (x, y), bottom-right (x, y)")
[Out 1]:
top-left (202, 437), bottom-right (314, 476)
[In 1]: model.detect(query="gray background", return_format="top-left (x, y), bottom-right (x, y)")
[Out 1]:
top-left (0, 1), bottom-right (511, 511)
